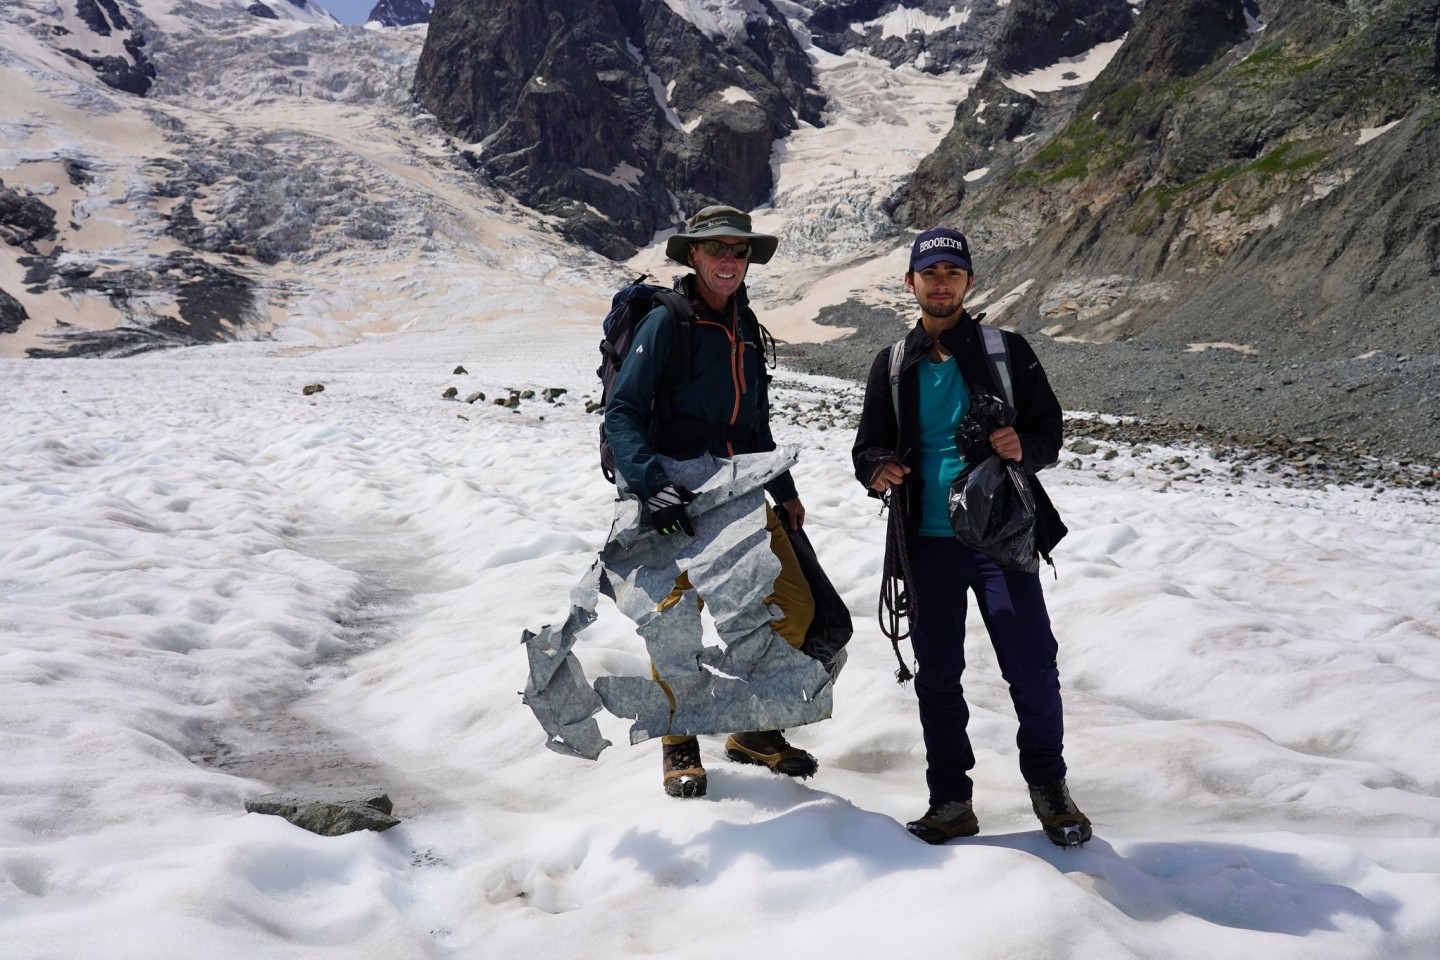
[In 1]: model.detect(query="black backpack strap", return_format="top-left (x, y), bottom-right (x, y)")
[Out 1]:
top-left (740, 306), bottom-right (776, 383)
top-left (644, 289), bottom-right (693, 428)
top-left (649, 289), bottom-right (694, 384)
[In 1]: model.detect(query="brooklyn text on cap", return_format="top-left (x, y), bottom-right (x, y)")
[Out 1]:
top-left (909, 227), bottom-right (972, 273)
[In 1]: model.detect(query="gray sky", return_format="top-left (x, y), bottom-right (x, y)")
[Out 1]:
top-left (318, 0), bottom-right (374, 24)
top-left (319, 0), bottom-right (419, 24)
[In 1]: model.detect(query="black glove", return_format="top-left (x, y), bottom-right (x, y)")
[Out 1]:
top-left (645, 484), bottom-right (697, 536)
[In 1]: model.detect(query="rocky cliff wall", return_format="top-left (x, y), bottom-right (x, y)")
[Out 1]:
top-left (901, 0), bottom-right (1440, 366)
top-left (414, 0), bottom-right (822, 258)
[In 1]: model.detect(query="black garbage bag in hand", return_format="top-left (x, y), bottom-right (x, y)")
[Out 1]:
top-left (781, 517), bottom-right (852, 679)
top-left (948, 393), bottom-right (1039, 573)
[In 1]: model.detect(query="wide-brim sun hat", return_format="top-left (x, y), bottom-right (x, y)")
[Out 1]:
top-left (664, 204), bottom-right (778, 266)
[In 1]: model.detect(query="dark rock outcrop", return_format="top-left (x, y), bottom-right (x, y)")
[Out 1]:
top-left (802, 0), bottom-right (1009, 73)
top-left (414, 0), bottom-right (822, 258)
top-left (989, 0), bottom-right (1137, 75)
top-left (64, 159), bottom-right (95, 187)
top-left (75, 0), bottom-right (131, 36)
top-left (58, 0), bottom-right (157, 98)
top-left (248, 3), bottom-right (280, 20)
top-left (245, 788), bottom-right (400, 836)
top-left (0, 287), bottom-right (28, 336)
top-left (367, 0), bottom-right (430, 27)
top-left (0, 181), bottom-right (58, 253)
top-left (19, 250), bottom-right (263, 358)
top-left (893, 0), bottom-right (1136, 225)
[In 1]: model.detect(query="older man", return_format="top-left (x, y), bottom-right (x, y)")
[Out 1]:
top-left (605, 204), bottom-right (817, 798)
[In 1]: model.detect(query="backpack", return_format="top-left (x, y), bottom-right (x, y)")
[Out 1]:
top-left (597, 275), bottom-right (695, 483)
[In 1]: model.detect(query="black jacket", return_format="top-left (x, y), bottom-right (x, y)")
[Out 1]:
top-left (850, 312), bottom-right (1068, 560)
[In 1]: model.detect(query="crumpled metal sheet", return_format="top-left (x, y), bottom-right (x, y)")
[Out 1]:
top-left (521, 449), bottom-right (835, 759)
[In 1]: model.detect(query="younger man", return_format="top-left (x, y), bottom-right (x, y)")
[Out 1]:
top-left (850, 227), bottom-right (1091, 846)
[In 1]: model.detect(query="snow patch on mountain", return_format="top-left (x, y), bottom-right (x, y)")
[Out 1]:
top-left (661, 0), bottom-right (771, 41)
top-left (869, 4), bottom-right (974, 39)
top-left (999, 37), bottom-right (1126, 97)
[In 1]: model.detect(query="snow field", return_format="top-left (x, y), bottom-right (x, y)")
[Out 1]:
top-left (3, 309), bottom-right (1439, 958)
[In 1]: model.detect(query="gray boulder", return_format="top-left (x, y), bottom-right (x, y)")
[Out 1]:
top-left (245, 788), bottom-right (400, 836)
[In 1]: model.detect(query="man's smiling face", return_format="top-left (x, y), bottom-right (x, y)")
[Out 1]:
top-left (690, 236), bottom-right (750, 308)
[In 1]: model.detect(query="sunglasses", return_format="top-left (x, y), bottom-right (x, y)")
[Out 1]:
top-left (695, 239), bottom-right (751, 260)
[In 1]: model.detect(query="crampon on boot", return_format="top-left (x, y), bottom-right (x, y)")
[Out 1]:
top-left (662, 737), bottom-right (707, 798)
top-left (905, 799), bottom-right (980, 844)
top-left (1029, 778), bottom-right (1091, 847)
top-left (724, 730), bottom-right (818, 778)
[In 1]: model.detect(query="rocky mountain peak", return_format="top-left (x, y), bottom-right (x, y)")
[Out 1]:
top-left (367, 0), bottom-right (431, 27)
top-left (413, 0), bottom-right (822, 259)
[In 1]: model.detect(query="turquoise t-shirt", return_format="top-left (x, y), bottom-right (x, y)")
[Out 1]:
top-left (916, 354), bottom-right (971, 537)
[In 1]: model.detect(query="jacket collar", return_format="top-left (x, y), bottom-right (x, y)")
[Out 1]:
top-left (901, 310), bottom-right (981, 367)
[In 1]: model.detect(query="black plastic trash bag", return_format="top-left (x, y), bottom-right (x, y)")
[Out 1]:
top-left (948, 393), bottom-right (1040, 573)
top-left (781, 515), bottom-right (852, 678)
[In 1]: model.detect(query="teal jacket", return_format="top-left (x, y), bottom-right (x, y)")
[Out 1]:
top-left (604, 276), bottom-right (798, 504)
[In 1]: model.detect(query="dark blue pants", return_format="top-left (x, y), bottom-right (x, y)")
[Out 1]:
top-left (909, 537), bottom-right (1067, 804)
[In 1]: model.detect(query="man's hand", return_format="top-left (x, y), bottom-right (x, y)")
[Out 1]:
top-left (868, 458), bottom-right (911, 492)
top-left (989, 426), bottom-right (1023, 462)
top-left (645, 484), bottom-right (697, 536)
top-left (778, 498), bottom-right (806, 531)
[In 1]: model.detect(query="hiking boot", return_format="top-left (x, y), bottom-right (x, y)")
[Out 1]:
top-left (723, 730), bottom-right (818, 778)
top-left (662, 737), bottom-right (707, 798)
top-left (1029, 778), bottom-right (1092, 847)
top-left (906, 800), bottom-right (980, 844)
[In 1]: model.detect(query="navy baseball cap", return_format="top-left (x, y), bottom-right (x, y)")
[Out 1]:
top-left (909, 227), bottom-right (972, 272)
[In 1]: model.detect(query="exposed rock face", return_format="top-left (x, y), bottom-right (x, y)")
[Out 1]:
top-left (988, 0), bottom-right (1137, 74)
top-left (60, 0), bottom-right (156, 95)
top-left (414, 0), bottom-right (823, 258)
top-left (16, 250), bottom-right (264, 358)
top-left (60, 41), bottom-right (157, 95)
top-left (76, 0), bottom-right (129, 36)
top-left (881, 0), bottom-right (1439, 456)
top-left (892, 0), bottom-right (1136, 226)
top-left (800, 0), bottom-right (1009, 73)
top-left (0, 181), bottom-right (59, 253)
top-left (901, 0), bottom-right (1440, 365)
top-left (0, 287), bottom-right (28, 336)
top-left (367, 0), bottom-right (430, 27)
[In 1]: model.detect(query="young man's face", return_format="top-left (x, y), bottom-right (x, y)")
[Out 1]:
top-left (690, 236), bottom-right (750, 306)
top-left (906, 261), bottom-right (974, 320)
